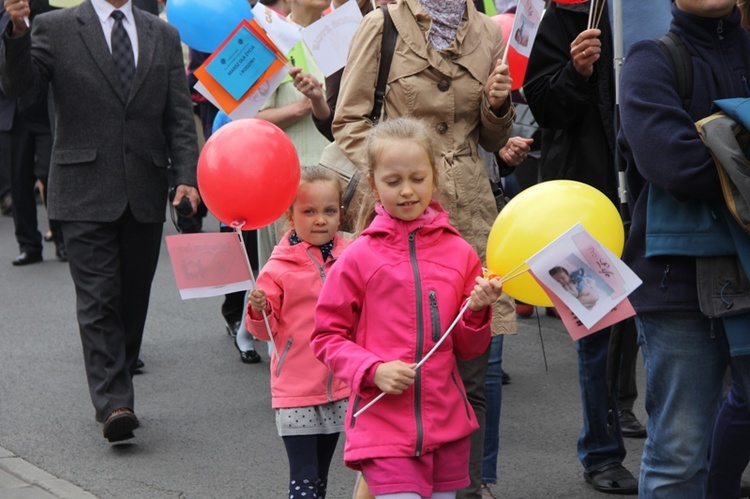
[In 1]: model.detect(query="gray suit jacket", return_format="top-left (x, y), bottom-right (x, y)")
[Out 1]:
top-left (0, 0), bottom-right (198, 223)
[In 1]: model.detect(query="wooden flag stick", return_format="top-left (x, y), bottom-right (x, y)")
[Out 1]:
top-left (234, 224), bottom-right (278, 358)
top-left (594, 0), bottom-right (607, 31)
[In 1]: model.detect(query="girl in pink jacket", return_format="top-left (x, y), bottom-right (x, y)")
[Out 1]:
top-left (247, 166), bottom-right (352, 499)
top-left (311, 117), bottom-right (503, 499)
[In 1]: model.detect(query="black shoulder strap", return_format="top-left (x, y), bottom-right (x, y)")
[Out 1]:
top-left (343, 6), bottom-right (398, 212)
top-left (370, 6), bottom-right (397, 123)
top-left (657, 31), bottom-right (693, 112)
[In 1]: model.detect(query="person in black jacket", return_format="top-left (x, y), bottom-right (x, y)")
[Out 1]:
top-left (523, 2), bottom-right (638, 494)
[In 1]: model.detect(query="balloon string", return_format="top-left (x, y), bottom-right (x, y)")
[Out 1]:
top-left (500, 267), bottom-right (530, 284)
top-left (235, 226), bottom-right (278, 359)
top-left (483, 259), bottom-right (529, 285)
top-left (353, 299), bottom-right (474, 418)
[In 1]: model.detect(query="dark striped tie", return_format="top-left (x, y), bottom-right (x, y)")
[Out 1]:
top-left (110, 10), bottom-right (135, 94)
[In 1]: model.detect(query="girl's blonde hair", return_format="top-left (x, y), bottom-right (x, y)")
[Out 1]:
top-left (355, 117), bottom-right (441, 233)
top-left (286, 165), bottom-right (344, 219)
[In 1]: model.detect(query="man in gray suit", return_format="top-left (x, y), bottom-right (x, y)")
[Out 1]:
top-left (1, 0), bottom-right (200, 443)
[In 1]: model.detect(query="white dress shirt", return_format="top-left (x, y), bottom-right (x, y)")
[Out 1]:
top-left (90, 0), bottom-right (139, 67)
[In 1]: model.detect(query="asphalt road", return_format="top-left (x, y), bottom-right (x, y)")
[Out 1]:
top-left (0, 206), bottom-right (652, 498)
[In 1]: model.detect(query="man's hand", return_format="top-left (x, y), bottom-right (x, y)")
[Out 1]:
top-left (4, 0), bottom-right (30, 37)
top-left (498, 137), bottom-right (534, 167)
top-left (374, 360), bottom-right (417, 395)
top-left (571, 29), bottom-right (601, 80)
top-left (172, 184), bottom-right (200, 217)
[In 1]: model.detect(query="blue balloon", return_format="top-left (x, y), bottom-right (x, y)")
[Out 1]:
top-left (166, 0), bottom-right (253, 54)
top-left (212, 110), bottom-right (232, 135)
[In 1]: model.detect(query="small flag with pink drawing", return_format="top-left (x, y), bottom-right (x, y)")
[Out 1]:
top-left (165, 232), bottom-right (254, 300)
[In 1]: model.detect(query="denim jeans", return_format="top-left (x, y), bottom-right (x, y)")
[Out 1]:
top-left (576, 327), bottom-right (626, 473)
top-left (481, 335), bottom-right (504, 484)
top-left (635, 311), bottom-right (750, 498)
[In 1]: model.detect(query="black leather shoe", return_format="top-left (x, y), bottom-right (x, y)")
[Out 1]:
top-left (240, 349), bottom-right (261, 364)
top-left (740, 479), bottom-right (750, 498)
top-left (619, 409), bottom-right (647, 438)
top-left (0, 194), bottom-right (11, 215)
top-left (584, 463), bottom-right (638, 495)
top-left (12, 252), bottom-right (42, 266)
top-left (132, 358), bottom-right (145, 375)
top-left (55, 241), bottom-right (68, 262)
top-left (501, 370), bottom-right (511, 385)
top-left (102, 408), bottom-right (139, 443)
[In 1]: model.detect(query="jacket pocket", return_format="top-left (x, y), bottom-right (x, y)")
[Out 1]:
top-left (451, 371), bottom-right (471, 420)
top-left (53, 148), bottom-right (97, 166)
top-left (151, 151), bottom-right (169, 168)
top-left (349, 395), bottom-right (361, 429)
top-left (429, 290), bottom-right (441, 342)
top-left (275, 337), bottom-right (293, 377)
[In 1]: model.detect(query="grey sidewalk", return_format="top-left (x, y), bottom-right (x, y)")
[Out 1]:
top-left (0, 446), bottom-right (95, 499)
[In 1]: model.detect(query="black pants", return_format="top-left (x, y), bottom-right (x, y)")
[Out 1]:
top-left (614, 318), bottom-right (640, 411)
top-left (456, 343), bottom-right (492, 499)
top-left (62, 208), bottom-right (162, 421)
top-left (282, 433), bottom-right (340, 499)
top-left (6, 116), bottom-right (60, 254)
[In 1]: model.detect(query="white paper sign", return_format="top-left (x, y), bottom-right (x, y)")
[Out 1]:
top-left (251, 3), bottom-right (303, 55)
top-left (526, 224), bottom-right (642, 329)
top-left (301, 0), bottom-right (363, 77)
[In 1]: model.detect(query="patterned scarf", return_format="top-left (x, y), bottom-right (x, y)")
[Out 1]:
top-left (288, 231), bottom-right (335, 262)
top-left (419, 0), bottom-right (467, 51)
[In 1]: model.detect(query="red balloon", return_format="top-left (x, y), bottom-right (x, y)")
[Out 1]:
top-left (492, 13), bottom-right (529, 91)
top-left (197, 119), bottom-right (300, 228)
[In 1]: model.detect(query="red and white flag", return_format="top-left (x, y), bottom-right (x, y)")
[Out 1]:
top-left (165, 232), bottom-right (254, 300)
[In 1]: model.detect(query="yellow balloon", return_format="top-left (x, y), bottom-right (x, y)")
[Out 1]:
top-left (486, 180), bottom-right (625, 307)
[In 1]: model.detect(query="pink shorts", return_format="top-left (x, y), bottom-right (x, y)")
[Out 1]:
top-left (360, 437), bottom-right (471, 497)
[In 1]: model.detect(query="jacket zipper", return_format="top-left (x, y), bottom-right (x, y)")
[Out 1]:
top-left (306, 248), bottom-right (336, 400)
top-left (306, 248), bottom-right (327, 283)
top-left (409, 230), bottom-right (424, 457)
top-left (429, 290), bottom-right (441, 342)
top-left (275, 337), bottom-right (293, 377)
top-left (660, 264), bottom-right (670, 289)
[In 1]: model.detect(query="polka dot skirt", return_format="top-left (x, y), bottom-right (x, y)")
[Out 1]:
top-left (276, 399), bottom-right (348, 437)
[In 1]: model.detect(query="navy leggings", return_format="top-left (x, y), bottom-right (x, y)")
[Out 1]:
top-left (282, 433), bottom-right (340, 499)
top-left (707, 382), bottom-right (750, 498)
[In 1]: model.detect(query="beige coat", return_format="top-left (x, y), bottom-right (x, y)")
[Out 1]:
top-left (333, 0), bottom-right (517, 334)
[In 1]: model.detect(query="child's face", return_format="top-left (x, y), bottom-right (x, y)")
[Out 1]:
top-left (552, 270), bottom-right (571, 288)
top-left (288, 180), bottom-right (341, 246)
top-left (368, 139), bottom-right (435, 222)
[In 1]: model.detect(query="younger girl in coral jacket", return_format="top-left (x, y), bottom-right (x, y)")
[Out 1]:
top-left (311, 117), bottom-right (502, 499)
top-left (247, 166), bottom-right (352, 499)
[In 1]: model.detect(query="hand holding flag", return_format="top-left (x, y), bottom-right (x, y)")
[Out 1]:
top-left (571, 28), bottom-right (602, 80)
top-left (485, 61), bottom-right (512, 114)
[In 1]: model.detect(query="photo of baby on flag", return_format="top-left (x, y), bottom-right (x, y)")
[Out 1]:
top-left (527, 223), bottom-right (642, 329)
top-left (507, 0), bottom-right (544, 58)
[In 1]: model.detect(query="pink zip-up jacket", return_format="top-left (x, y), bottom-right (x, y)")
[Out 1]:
top-left (247, 230), bottom-right (351, 409)
top-left (311, 203), bottom-right (492, 468)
